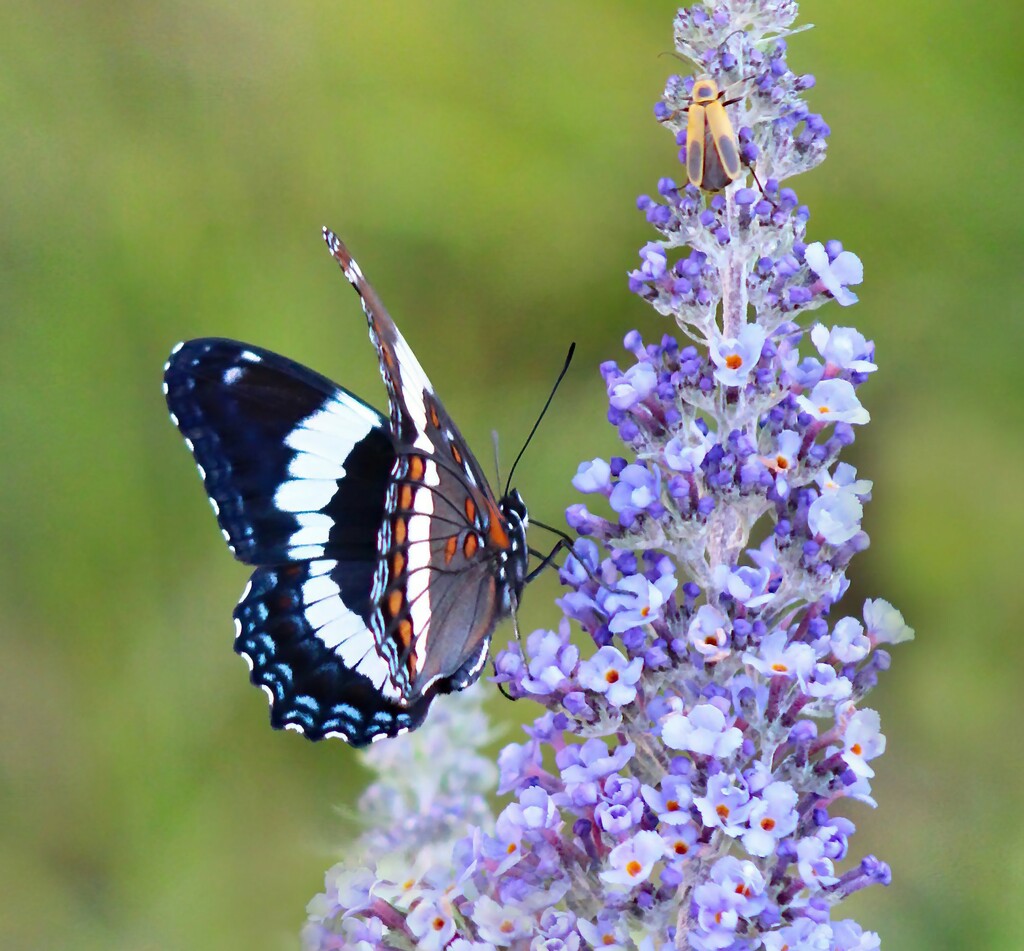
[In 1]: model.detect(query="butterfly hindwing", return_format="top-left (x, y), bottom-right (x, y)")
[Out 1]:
top-left (235, 560), bottom-right (432, 744)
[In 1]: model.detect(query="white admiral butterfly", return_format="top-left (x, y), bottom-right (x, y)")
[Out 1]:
top-left (163, 228), bottom-right (531, 746)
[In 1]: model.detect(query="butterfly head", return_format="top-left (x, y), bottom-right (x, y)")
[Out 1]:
top-left (498, 488), bottom-right (530, 609)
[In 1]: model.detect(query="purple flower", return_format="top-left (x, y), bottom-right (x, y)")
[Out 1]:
top-left (833, 919), bottom-right (882, 950)
top-left (407, 894), bottom-right (457, 950)
top-left (577, 646), bottom-right (644, 706)
top-left (810, 323), bottom-right (877, 374)
top-left (796, 378), bottom-right (870, 425)
top-left (718, 564), bottom-right (775, 609)
top-left (808, 491), bottom-right (863, 545)
top-left (662, 703), bottom-right (744, 757)
top-left (660, 822), bottom-right (699, 863)
top-left (805, 663), bottom-right (853, 702)
top-left (609, 361), bottom-right (659, 410)
top-left (691, 857), bottom-right (767, 948)
top-left (762, 920), bottom-right (837, 950)
top-left (741, 781), bottom-right (799, 857)
top-left (694, 773), bottom-right (752, 836)
top-left (609, 462), bottom-right (662, 523)
top-left (559, 738), bottom-right (635, 787)
top-left (595, 798), bottom-right (642, 834)
top-left (709, 324), bottom-right (767, 386)
top-left (470, 895), bottom-right (535, 946)
top-left (636, 241), bottom-right (668, 279)
top-left (837, 707), bottom-right (886, 778)
top-left (577, 915), bottom-right (630, 951)
top-left (687, 604), bottom-right (731, 660)
top-left (600, 572), bottom-right (677, 634)
top-left (817, 462), bottom-right (872, 498)
top-left (830, 617), bottom-right (870, 664)
top-left (641, 775), bottom-right (694, 826)
top-left (743, 629), bottom-right (815, 680)
top-left (664, 422), bottom-right (712, 472)
top-left (796, 833), bottom-right (838, 886)
top-left (519, 626), bottom-right (579, 696)
top-left (571, 458), bottom-right (612, 494)
top-left (504, 786), bottom-right (560, 834)
top-left (599, 829), bottom-right (666, 888)
top-left (805, 241), bottom-right (863, 306)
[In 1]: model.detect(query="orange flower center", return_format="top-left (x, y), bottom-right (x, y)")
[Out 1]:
top-left (725, 353), bottom-right (743, 370)
top-left (605, 669), bottom-right (620, 684)
top-left (626, 860), bottom-right (643, 877)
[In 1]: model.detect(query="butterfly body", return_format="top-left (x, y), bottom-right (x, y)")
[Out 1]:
top-left (163, 230), bottom-right (528, 745)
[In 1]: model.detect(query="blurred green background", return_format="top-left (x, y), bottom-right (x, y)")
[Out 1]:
top-left (2, 1), bottom-right (1021, 948)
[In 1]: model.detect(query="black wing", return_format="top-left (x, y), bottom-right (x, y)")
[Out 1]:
top-left (163, 339), bottom-right (394, 571)
top-left (235, 560), bottom-right (435, 744)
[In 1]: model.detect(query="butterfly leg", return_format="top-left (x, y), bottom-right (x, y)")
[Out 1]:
top-left (526, 538), bottom-right (571, 584)
top-left (527, 534), bottom-right (627, 596)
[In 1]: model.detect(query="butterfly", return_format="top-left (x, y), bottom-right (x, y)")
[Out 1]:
top-left (163, 228), bottom-right (532, 746)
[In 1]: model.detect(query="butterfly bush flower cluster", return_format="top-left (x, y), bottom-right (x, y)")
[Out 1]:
top-left (305, 2), bottom-right (912, 948)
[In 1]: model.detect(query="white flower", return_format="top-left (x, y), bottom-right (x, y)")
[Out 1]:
top-left (805, 242), bottom-right (864, 306)
top-left (864, 598), bottom-right (915, 644)
top-left (796, 379), bottom-right (870, 425)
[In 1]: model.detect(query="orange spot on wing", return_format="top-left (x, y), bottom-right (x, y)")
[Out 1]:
top-left (394, 518), bottom-right (407, 544)
top-left (485, 501), bottom-right (510, 548)
top-left (397, 619), bottom-right (413, 648)
top-left (463, 533), bottom-right (479, 558)
top-left (387, 589), bottom-right (403, 618)
top-left (451, 443), bottom-right (463, 465)
top-left (398, 485), bottom-right (413, 511)
top-left (392, 551), bottom-right (406, 576)
top-left (465, 497), bottom-right (477, 523)
top-left (408, 455), bottom-right (425, 481)
top-left (428, 402), bottom-right (440, 428)
top-left (444, 534), bottom-right (458, 564)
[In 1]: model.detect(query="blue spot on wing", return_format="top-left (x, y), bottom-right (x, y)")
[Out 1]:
top-left (234, 562), bottom-right (434, 745)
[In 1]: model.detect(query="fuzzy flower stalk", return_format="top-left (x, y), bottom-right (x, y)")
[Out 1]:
top-left (304, 3), bottom-right (913, 948)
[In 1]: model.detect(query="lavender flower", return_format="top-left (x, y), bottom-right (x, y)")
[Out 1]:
top-left (305, 3), bottom-right (911, 948)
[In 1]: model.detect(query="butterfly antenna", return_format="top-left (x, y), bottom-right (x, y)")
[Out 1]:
top-left (491, 429), bottom-right (503, 492)
top-left (504, 342), bottom-right (576, 497)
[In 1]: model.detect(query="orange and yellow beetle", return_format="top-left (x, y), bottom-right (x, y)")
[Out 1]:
top-left (684, 76), bottom-right (743, 192)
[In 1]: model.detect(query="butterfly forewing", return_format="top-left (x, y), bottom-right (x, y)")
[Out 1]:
top-left (323, 229), bottom-right (521, 698)
top-left (164, 340), bottom-right (393, 567)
